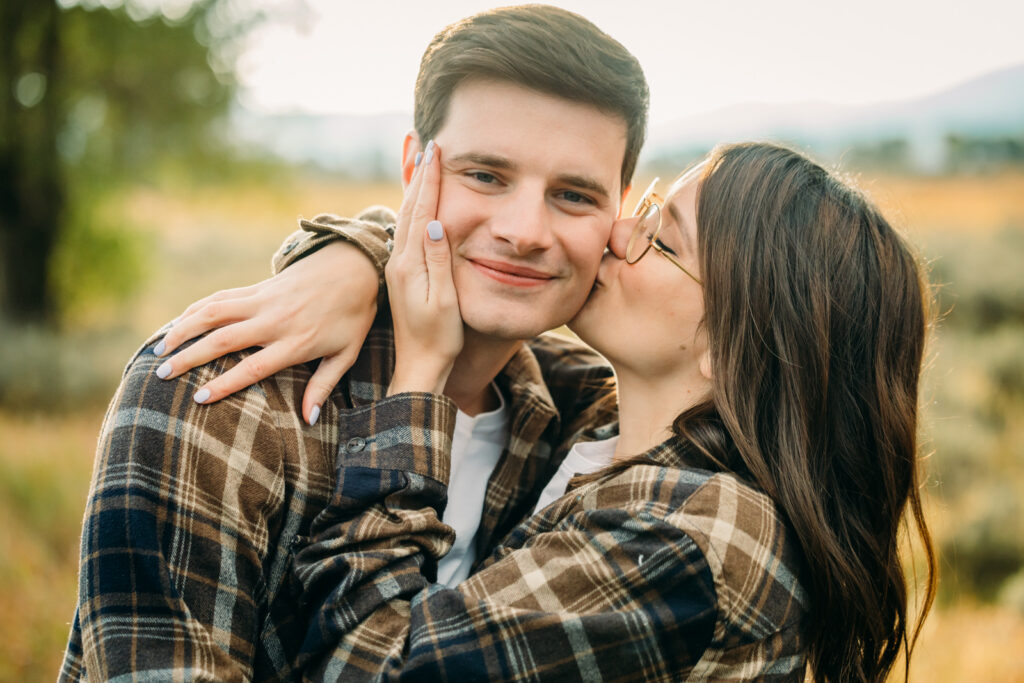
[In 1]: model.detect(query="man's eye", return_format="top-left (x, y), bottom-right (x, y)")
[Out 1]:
top-left (469, 171), bottom-right (498, 184)
top-left (559, 190), bottom-right (595, 205)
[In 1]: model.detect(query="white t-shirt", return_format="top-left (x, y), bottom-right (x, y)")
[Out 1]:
top-left (531, 436), bottom-right (619, 516)
top-left (436, 384), bottom-right (509, 586)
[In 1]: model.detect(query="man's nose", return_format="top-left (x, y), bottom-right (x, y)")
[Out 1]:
top-left (490, 192), bottom-right (555, 254)
top-left (607, 216), bottom-right (640, 260)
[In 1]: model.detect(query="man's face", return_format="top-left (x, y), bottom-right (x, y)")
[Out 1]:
top-left (405, 79), bottom-right (628, 342)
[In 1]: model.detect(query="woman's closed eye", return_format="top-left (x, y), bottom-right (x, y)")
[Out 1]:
top-left (653, 237), bottom-right (678, 255)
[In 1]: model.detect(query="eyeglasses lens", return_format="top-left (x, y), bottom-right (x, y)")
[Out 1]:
top-left (626, 203), bottom-right (661, 263)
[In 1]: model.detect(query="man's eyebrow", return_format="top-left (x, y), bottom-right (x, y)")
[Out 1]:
top-left (448, 152), bottom-right (517, 170)
top-left (555, 174), bottom-right (611, 200)
top-left (666, 201), bottom-right (696, 253)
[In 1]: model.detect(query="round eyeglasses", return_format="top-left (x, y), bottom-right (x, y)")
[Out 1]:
top-left (624, 178), bottom-right (702, 285)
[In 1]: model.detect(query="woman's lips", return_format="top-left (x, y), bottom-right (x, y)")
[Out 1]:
top-left (469, 258), bottom-right (554, 287)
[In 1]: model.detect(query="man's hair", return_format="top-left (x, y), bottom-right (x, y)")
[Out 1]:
top-left (414, 4), bottom-right (649, 192)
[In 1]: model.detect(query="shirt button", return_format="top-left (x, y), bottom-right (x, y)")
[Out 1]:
top-left (346, 437), bottom-right (366, 453)
top-left (282, 241), bottom-right (297, 255)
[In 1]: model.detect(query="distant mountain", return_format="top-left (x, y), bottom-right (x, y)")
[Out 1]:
top-left (644, 62), bottom-right (1024, 171)
top-left (231, 62), bottom-right (1024, 176)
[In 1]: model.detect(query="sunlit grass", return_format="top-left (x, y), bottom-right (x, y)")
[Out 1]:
top-left (894, 602), bottom-right (1024, 682)
top-left (0, 410), bottom-right (100, 680)
top-left (868, 171), bottom-right (1024, 235)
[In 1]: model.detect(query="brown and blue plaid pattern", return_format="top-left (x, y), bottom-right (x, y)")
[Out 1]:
top-left (60, 208), bottom-right (617, 681)
top-left (277, 211), bottom-right (810, 681)
top-left (59, 320), bottom-right (614, 681)
top-left (61, 208), bottom-right (808, 681)
top-left (292, 410), bottom-right (809, 681)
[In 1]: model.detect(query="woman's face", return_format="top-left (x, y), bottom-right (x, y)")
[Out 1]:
top-left (568, 168), bottom-right (708, 379)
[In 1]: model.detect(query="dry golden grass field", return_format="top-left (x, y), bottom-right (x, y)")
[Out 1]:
top-left (2, 172), bottom-right (1023, 681)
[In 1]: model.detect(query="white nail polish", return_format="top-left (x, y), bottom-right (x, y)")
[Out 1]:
top-left (424, 140), bottom-right (435, 165)
top-left (156, 361), bottom-right (172, 379)
top-left (194, 388), bottom-right (211, 404)
top-left (154, 340), bottom-right (166, 356)
top-left (309, 405), bottom-right (321, 426)
top-left (427, 220), bottom-right (443, 241)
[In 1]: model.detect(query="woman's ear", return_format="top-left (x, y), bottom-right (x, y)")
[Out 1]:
top-left (699, 349), bottom-right (713, 381)
top-left (401, 131), bottom-right (422, 187)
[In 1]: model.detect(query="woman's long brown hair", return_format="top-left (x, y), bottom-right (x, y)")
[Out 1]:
top-left (669, 142), bottom-right (937, 681)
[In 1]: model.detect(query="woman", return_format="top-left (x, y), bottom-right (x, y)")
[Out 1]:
top-left (164, 142), bottom-right (937, 680)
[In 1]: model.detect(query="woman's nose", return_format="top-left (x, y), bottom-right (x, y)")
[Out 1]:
top-left (607, 216), bottom-right (640, 259)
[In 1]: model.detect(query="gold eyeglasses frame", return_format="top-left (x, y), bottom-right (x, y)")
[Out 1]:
top-left (625, 177), bottom-right (702, 285)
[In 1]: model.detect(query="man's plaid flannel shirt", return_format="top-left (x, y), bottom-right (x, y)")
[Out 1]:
top-left (61, 208), bottom-right (808, 681)
top-left (59, 208), bottom-right (621, 680)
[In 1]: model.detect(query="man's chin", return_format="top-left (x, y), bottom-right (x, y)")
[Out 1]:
top-left (462, 310), bottom-right (566, 343)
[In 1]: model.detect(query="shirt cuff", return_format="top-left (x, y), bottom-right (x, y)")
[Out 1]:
top-left (334, 392), bottom-right (457, 488)
top-left (271, 208), bottom-right (396, 309)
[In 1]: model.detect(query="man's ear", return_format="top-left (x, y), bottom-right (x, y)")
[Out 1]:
top-left (616, 183), bottom-right (632, 219)
top-left (401, 131), bottom-right (423, 188)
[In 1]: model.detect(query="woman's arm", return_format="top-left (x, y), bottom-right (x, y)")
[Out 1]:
top-left (292, 393), bottom-right (720, 682)
top-left (153, 210), bottom-right (393, 424)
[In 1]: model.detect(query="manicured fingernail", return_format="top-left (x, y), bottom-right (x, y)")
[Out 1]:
top-left (424, 140), bottom-right (435, 165)
top-left (193, 388), bottom-right (211, 404)
top-left (414, 152), bottom-right (422, 167)
top-left (156, 361), bottom-right (172, 379)
top-left (154, 340), bottom-right (166, 356)
top-left (309, 404), bottom-right (320, 426)
top-left (427, 220), bottom-right (443, 241)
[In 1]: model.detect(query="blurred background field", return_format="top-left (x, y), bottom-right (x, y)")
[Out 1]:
top-left (3, 1), bottom-right (1024, 680)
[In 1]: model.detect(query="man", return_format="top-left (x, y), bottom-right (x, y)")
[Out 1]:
top-left (61, 5), bottom-right (648, 680)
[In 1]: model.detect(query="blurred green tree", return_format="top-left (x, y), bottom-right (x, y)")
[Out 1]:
top-left (0, 0), bottom-right (262, 322)
top-left (0, 1), bottom-right (63, 321)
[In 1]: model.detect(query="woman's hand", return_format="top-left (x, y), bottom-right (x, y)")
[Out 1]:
top-left (154, 240), bottom-right (380, 425)
top-left (385, 140), bottom-right (463, 395)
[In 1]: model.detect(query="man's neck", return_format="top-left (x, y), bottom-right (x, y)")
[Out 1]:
top-left (443, 329), bottom-right (523, 416)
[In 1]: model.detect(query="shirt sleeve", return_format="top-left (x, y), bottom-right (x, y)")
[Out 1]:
top-left (70, 333), bottom-right (291, 681)
top-left (271, 207), bottom-right (395, 311)
top-left (291, 395), bottom-right (720, 682)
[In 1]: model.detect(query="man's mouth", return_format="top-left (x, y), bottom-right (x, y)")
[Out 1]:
top-left (469, 258), bottom-right (555, 287)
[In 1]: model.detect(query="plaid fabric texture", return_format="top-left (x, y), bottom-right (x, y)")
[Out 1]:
top-left (59, 320), bottom-right (612, 681)
top-left (61, 208), bottom-right (809, 681)
top-left (270, 207), bottom-right (396, 311)
top-left (277, 210), bottom-right (810, 681)
top-left (60, 208), bottom-right (615, 680)
top-left (292, 404), bottom-right (809, 681)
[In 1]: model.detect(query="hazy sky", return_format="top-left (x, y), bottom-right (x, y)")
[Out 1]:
top-left (237, 0), bottom-right (1024, 125)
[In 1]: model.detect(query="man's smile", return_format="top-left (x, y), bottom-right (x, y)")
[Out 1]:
top-left (467, 258), bottom-right (556, 287)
